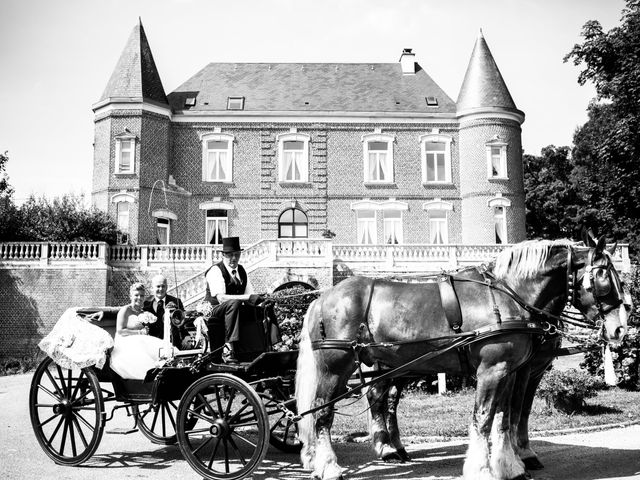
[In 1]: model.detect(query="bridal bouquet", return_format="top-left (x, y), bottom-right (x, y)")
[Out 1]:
top-left (138, 311), bottom-right (157, 325)
top-left (195, 301), bottom-right (214, 321)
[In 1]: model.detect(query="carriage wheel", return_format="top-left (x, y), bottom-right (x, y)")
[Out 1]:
top-left (176, 374), bottom-right (269, 480)
top-left (29, 357), bottom-right (105, 465)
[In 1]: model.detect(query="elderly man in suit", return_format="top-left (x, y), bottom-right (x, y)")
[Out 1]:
top-left (143, 274), bottom-right (186, 347)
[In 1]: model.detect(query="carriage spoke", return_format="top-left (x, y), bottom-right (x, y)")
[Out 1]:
top-left (71, 387), bottom-right (93, 406)
top-left (73, 411), bottom-right (95, 432)
top-left (70, 371), bottom-right (85, 401)
top-left (224, 389), bottom-right (236, 418)
top-left (45, 416), bottom-right (65, 448)
top-left (67, 369), bottom-right (73, 398)
top-left (38, 412), bottom-right (61, 429)
top-left (227, 402), bottom-right (250, 425)
top-left (185, 427), bottom-right (212, 435)
top-left (161, 403), bottom-right (167, 437)
top-left (207, 437), bottom-right (222, 469)
top-left (214, 386), bottom-right (225, 418)
top-left (197, 393), bottom-right (217, 418)
top-left (224, 438), bottom-right (230, 473)
top-left (71, 414), bottom-right (89, 448)
top-left (227, 435), bottom-right (246, 466)
top-left (44, 368), bottom-right (65, 399)
top-left (59, 417), bottom-right (69, 455)
top-left (165, 402), bottom-right (177, 432)
top-left (231, 420), bottom-right (259, 429)
top-left (69, 417), bottom-right (78, 457)
top-left (55, 365), bottom-right (68, 397)
top-left (187, 407), bottom-right (214, 424)
top-left (149, 405), bottom-right (160, 433)
top-left (38, 383), bottom-right (62, 403)
top-left (231, 430), bottom-right (258, 448)
top-left (191, 435), bottom-right (213, 456)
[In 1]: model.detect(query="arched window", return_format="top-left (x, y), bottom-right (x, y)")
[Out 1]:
top-left (278, 208), bottom-right (308, 238)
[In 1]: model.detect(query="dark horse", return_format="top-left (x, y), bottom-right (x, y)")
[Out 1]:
top-left (365, 232), bottom-right (633, 471)
top-left (295, 235), bottom-right (627, 480)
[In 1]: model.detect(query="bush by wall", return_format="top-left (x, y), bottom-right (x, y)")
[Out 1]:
top-left (537, 368), bottom-right (605, 413)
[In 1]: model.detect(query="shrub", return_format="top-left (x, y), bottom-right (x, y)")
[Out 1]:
top-left (270, 285), bottom-right (319, 351)
top-left (537, 368), bottom-right (605, 413)
top-left (581, 267), bottom-right (640, 390)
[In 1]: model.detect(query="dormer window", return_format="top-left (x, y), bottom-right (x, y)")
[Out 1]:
top-left (425, 96), bottom-right (438, 106)
top-left (362, 133), bottom-right (395, 183)
top-left (185, 97), bottom-right (196, 108)
top-left (201, 133), bottom-right (234, 182)
top-left (227, 97), bottom-right (245, 110)
top-left (114, 131), bottom-right (137, 174)
top-left (486, 137), bottom-right (508, 179)
top-left (277, 132), bottom-right (310, 183)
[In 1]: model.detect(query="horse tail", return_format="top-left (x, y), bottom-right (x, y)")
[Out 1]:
top-left (295, 298), bottom-right (319, 470)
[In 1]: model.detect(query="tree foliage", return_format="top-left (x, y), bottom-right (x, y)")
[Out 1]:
top-left (0, 194), bottom-right (120, 244)
top-left (0, 151), bottom-right (13, 199)
top-left (524, 146), bottom-right (578, 239)
top-left (526, 2), bottom-right (640, 259)
top-left (564, 0), bottom-right (640, 257)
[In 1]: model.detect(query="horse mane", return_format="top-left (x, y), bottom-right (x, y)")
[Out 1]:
top-left (492, 239), bottom-right (574, 280)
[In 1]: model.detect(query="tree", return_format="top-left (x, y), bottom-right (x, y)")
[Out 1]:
top-left (564, 0), bottom-right (640, 258)
top-left (0, 194), bottom-right (120, 244)
top-left (524, 146), bottom-right (578, 239)
top-left (0, 151), bottom-right (12, 199)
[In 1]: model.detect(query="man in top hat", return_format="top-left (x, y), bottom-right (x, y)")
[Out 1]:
top-left (204, 237), bottom-right (264, 363)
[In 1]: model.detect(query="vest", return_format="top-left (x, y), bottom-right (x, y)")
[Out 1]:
top-left (204, 262), bottom-right (248, 305)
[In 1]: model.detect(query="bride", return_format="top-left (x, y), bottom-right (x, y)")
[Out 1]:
top-left (110, 282), bottom-right (168, 380)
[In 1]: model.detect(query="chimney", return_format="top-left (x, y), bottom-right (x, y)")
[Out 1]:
top-left (399, 48), bottom-right (416, 74)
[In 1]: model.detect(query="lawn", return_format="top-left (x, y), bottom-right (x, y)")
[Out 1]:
top-left (330, 387), bottom-right (640, 441)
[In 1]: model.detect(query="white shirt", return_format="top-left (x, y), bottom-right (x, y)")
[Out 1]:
top-left (205, 264), bottom-right (254, 300)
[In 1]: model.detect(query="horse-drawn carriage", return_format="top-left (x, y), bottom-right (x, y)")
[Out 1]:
top-left (29, 304), bottom-right (302, 480)
top-left (30, 232), bottom-right (630, 480)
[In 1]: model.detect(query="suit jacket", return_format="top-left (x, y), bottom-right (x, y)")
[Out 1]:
top-left (143, 294), bottom-right (185, 347)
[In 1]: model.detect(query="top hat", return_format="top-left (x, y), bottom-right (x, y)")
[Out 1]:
top-left (220, 237), bottom-right (243, 253)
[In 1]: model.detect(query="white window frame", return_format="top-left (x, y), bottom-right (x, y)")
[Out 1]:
top-left (116, 202), bottom-right (130, 234)
top-left (114, 132), bottom-right (137, 174)
top-left (420, 134), bottom-right (453, 184)
top-left (383, 210), bottom-right (403, 244)
top-left (201, 133), bottom-right (234, 183)
top-left (488, 195), bottom-right (511, 244)
top-left (151, 209), bottom-right (177, 245)
top-left (356, 210), bottom-right (377, 244)
top-left (205, 211), bottom-right (228, 245)
top-left (156, 218), bottom-right (171, 245)
top-left (362, 133), bottom-right (395, 183)
top-left (486, 139), bottom-right (508, 179)
top-left (423, 199), bottom-right (453, 245)
top-left (277, 132), bottom-right (310, 183)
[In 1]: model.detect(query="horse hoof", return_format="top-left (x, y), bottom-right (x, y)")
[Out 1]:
top-left (523, 456), bottom-right (544, 470)
top-left (381, 451), bottom-right (404, 463)
top-left (397, 448), bottom-right (411, 462)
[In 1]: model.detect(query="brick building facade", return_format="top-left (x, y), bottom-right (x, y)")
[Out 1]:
top-left (92, 21), bottom-right (526, 247)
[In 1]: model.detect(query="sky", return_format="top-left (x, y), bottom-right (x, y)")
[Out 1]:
top-left (0, 0), bottom-right (627, 203)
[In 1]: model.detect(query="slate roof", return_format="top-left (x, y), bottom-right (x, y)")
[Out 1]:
top-left (457, 31), bottom-right (518, 113)
top-left (99, 20), bottom-right (168, 105)
top-left (168, 63), bottom-right (455, 114)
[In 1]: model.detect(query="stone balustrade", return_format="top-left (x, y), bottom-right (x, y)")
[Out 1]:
top-left (1, 240), bottom-right (632, 274)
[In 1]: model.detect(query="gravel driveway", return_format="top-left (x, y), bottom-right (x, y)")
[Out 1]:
top-left (3, 372), bottom-right (640, 480)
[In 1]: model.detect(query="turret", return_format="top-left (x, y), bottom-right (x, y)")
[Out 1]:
top-left (91, 19), bottom-right (171, 244)
top-left (457, 30), bottom-right (526, 244)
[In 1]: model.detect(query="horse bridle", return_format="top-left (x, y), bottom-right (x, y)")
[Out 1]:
top-left (565, 245), bottom-right (624, 331)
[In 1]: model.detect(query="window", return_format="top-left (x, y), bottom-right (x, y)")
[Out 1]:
top-left (383, 210), bottom-right (403, 244)
top-left (227, 97), bottom-right (245, 110)
top-left (488, 195), bottom-right (510, 244)
top-left (356, 210), bottom-right (376, 244)
top-left (206, 209), bottom-right (228, 244)
top-left (494, 207), bottom-right (507, 244)
top-left (425, 96), bottom-right (438, 106)
top-left (156, 218), bottom-right (170, 244)
top-left (277, 133), bottom-right (310, 182)
top-left (362, 133), bottom-right (394, 183)
top-left (115, 132), bottom-right (137, 174)
top-left (486, 138), bottom-right (508, 179)
top-left (421, 134), bottom-right (452, 183)
top-left (429, 210), bottom-right (448, 244)
top-left (201, 133), bottom-right (234, 182)
top-left (116, 202), bottom-right (130, 243)
top-left (278, 208), bottom-right (308, 238)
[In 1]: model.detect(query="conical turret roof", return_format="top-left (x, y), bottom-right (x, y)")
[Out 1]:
top-left (99, 19), bottom-right (168, 105)
top-left (457, 30), bottom-right (518, 114)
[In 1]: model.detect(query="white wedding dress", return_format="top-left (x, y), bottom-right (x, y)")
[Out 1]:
top-left (110, 313), bottom-right (167, 380)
